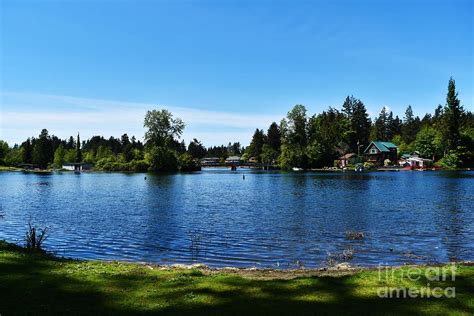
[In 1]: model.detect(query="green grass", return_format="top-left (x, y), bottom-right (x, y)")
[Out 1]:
top-left (0, 241), bottom-right (473, 315)
top-left (0, 166), bottom-right (21, 171)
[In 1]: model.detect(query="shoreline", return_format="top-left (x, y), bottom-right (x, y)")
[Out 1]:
top-left (1, 166), bottom-right (472, 173)
top-left (2, 240), bottom-right (472, 279)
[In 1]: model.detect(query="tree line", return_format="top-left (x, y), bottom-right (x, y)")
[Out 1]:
top-left (0, 77), bottom-right (472, 171)
top-left (0, 109), bottom-right (245, 172)
top-left (244, 77), bottom-right (473, 169)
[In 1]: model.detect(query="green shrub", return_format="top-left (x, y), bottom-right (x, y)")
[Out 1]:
top-left (435, 151), bottom-right (460, 169)
top-left (178, 153), bottom-right (201, 171)
top-left (94, 158), bottom-right (149, 172)
top-left (128, 160), bottom-right (149, 172)
top-left (363, 162), bottom-right (375, 169)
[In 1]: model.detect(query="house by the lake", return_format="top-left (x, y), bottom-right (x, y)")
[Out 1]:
top-left (225, 156), bottom-right (241, 165)
top-left (200, 157), bottom-right (220, 166)
top-left (364, 141), bottom-right (398, 166)
top-left (407, 157), bottom-right (433, 168)
top-left (336, 153), bottom-right (357, 168)
top-left (62, 163), bottom-right (93, 172)
top-left (398, 151), bottom-right (433, 168)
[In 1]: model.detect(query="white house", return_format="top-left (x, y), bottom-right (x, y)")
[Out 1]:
top-left (62, 163), bottom-right (93, 172)
top-left (407, 157), bottom-right (433, 168)
top-left (225, 156), bottom-right (241, 164)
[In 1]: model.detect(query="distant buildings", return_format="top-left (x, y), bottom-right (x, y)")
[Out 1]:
top-left (336, 153), bottom-right (357, 168)
top-left (398, 151), bottom-right (433, 168)
top-left (62, 163), bottom-right (93, 172)
top-left (225, 156), bottom-right (241, 165)
top-left (364, 141), bottom-right (398, 166)
top-left (200, 157), bottom-right (220, 166)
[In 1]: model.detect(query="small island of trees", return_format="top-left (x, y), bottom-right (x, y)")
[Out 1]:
top-left (0, 77), bottom-right (473, 171)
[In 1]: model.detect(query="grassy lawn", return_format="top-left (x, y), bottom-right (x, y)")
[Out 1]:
top-left (0, 166), bottom-right (21, 171)
top-left (0, 241), bottom-right (473, 315)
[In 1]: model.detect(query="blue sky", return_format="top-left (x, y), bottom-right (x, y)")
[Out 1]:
top-left (1, 0), bottom-right (472, 146)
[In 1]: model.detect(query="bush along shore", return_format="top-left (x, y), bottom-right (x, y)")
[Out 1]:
top-left (0, 240), bottom-right (473, 315)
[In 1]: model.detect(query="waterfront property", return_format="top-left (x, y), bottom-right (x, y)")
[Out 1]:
top-left (364, 141), bottom-right (398, 166)
top-left (200, 157), bottom-right (221, 166)
top-left (225, 156), bottom-right (241, 165)
top-left (62, 163), bottom-right (93, 172)
top-left (407, 157), bottom-right (434, 168)
top-left (398, 151), bottom-right (434, 168)
top-left (336, 153), bottom-right (357, 168)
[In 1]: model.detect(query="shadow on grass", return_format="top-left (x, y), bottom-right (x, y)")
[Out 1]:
top-left (0, 246), bottom-right (473, 315)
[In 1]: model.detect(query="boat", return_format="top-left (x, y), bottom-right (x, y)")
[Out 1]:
top-left (292, 167), bottom-right (303, 171)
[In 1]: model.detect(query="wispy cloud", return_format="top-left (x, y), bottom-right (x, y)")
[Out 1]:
top-left (0, 92), bottom-right (282, 146)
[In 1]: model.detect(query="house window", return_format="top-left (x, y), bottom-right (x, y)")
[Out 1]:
top-left (370, 148), bottom-right (377, 154)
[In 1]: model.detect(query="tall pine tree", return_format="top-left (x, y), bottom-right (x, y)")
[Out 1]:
top-left (75, 133), bottom-right (83, 163)
top-left (444, 77), bottom-right (463, 150)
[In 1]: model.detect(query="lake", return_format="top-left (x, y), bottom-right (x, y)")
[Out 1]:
top-left (0, 169), bottom-right (473, 268)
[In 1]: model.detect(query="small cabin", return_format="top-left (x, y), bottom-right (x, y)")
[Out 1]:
top-left (364, 141), bottom-right (398, 166)
top-left (62, 163), bottom-right (93, 172)
top-left (336, 153), bottom-right (357, 168)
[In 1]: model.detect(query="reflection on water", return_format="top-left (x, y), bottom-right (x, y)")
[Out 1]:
top-left (0, 170), bottom-right (473, 268)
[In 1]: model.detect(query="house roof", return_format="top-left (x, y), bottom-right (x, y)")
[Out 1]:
top-left (364, 141), bottom-right (397, 153)
top-left (339, 153), bottom-right (356, 160)
top-left (408, 157), bottom-right (433, 162)
top-left (225, 156), bottom-right (241, 161)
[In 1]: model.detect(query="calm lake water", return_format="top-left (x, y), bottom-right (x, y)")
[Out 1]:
top-left (1, 169), bottom-right (473, 268)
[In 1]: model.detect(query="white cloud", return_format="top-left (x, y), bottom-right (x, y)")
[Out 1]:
top-left (0, 92), bottom-right (282, 146)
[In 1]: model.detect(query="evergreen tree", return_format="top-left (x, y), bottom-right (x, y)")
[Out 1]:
top-left (21, 138), bottom-right (33, 164)
top-left (188, 138), bottom-right (207, 159)
top-left (371, 107), bottom-right (392, 141)
top-left (0, 140), bottom-right (9, 165)
top-left (343, 96), bottom-right (371, 152)
top-left (120, 133), bottom-right (130, 151)
top-left (390, 115), bottom-right (402, 136)
top-left (386, 111), bottom-right (394, 140)
top-left (444, 77), bottom-right (463, 150)
top-left (75, 133), bottom-right (83, 162)
top-left (401, 105), bottom-right (421, 144)
top-left (266, 122), bottom-right (281, 153)
top-left (421, 113), bottom-right (432, 128)
top-left (66, 136), bottom-right (75, 150)
top-left (33, 129), bottom-right (53, 169)
top-left (246, 129), bottom-right (266, 160)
